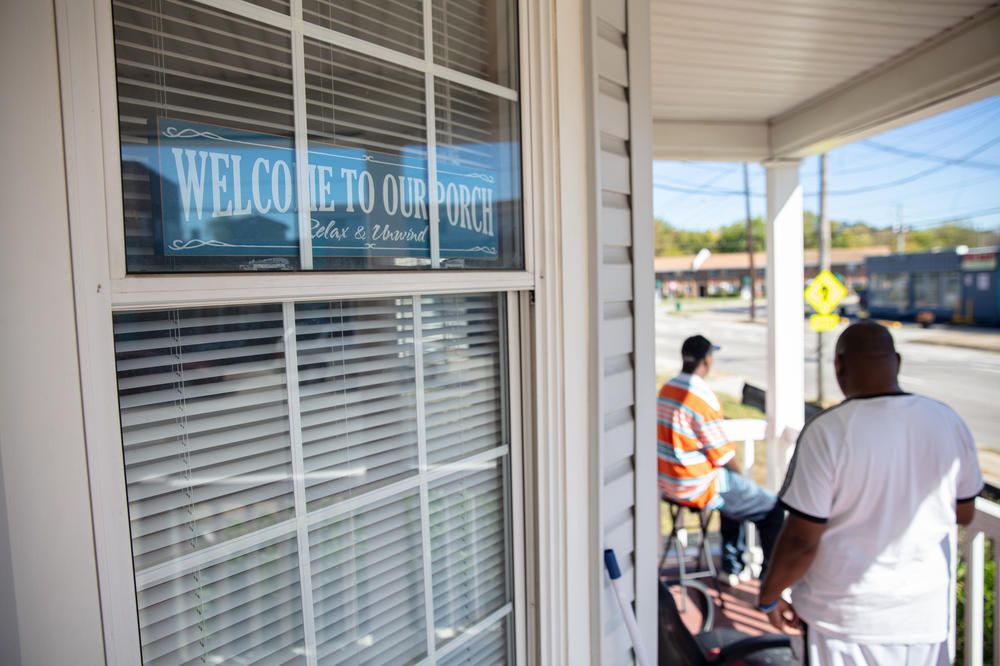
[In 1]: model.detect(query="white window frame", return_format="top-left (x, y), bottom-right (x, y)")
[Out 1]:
top-left (54, 0), bottom-right (549, 662)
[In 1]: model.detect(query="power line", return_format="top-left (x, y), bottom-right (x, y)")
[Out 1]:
top-left (829, 107), bottom-right (1000, 175)
top-left (895, 206), bottom-right (1000, 230)
top-left (659, 137), bottom-right (999, 198)
top-left (859, 140), bottom-right (1000, 171)
top-left (873, 97), bottom-right (1000, 142)
top-left (653, 181), bottom-right (761, 197)
top-left (653, 164), bottom-right (748, 200)
top-left (822, 135), bottom-right (1000, 196)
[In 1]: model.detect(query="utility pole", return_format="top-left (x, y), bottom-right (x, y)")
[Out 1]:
top-left (894, 204), bottom-right (906, 253)
top-left (743, 162), bottom-right (756, 321)
top-left (817, 154), bottom-right (831, 405)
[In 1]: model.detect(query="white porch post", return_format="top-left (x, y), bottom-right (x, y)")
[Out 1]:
top-left (763, 159), bottom-right (805, 492)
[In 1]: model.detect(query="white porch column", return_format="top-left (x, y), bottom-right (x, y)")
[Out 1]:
top-left (763, 159), bottom-right (805, 491)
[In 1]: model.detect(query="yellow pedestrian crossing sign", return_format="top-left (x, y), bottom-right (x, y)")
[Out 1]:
top-left (804, 270), bottom-right (847, 316)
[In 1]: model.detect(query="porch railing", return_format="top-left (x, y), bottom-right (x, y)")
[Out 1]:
top-left (957, 496), bottom-right (1000, 665)
top-left (721, 418), bottom-right (767, 569)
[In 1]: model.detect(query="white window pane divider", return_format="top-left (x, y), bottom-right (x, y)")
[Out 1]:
top-left (132, 438), bottom-right (511, 594)
top-left (99, 0), bottom-right (523, 282)
top-left (109, 272), bottom-right (534, 310)
top-left (291, 0), bottom-right (315, 270)
top-left (506, 290), bottom-right (528, 666)
top-left (296, 17), bottom-right (518, 103)
top-left (299, 20), bottom-right (424, 78)
top-left (127, 293), bottom-right (514, 663)
top-left (422, 601), bottom-right (514, 665)
top-left (424, 0), bottom-right (441, 269)
top-left (191, 0), bottom-right (293, 32)
top-left (183, 0), bottom-right (518, 101)
top-left (134, 516), bottom-right (299, 590)
top-left (413, 297), bottom-right (439, 661)
top-left (302, 444), bottom-right (510, 529)
top-left (114, 0), bottom-right (520, 278)
top-left (282, 301), bottom-right (319, 665)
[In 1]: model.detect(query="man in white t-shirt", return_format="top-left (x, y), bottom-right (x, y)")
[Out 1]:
top-left (758, 321), bottom-right (983, 665)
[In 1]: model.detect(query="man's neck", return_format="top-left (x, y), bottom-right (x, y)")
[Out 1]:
top-left (846, 384), bottom-right (903, 399)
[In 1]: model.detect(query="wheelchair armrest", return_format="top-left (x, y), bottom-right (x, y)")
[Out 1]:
top-left (707, 633), bottom-right (793, 665)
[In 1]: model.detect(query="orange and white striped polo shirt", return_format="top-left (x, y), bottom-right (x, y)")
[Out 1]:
top-left (657, 373), bottom-right (735, 509)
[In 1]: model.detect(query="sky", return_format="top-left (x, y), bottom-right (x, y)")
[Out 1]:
top-left (652, 94), bottom-right (1000, 236)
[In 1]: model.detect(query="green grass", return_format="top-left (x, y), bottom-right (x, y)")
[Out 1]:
top-left (717, 392), bottom-right (764, 419)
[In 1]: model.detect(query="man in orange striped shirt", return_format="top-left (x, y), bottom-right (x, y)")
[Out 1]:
top-left (658, 335), bottom-right (784, 582)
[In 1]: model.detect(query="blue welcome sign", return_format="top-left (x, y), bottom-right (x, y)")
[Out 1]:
top-left (150, 118), bottom-right (499, 258)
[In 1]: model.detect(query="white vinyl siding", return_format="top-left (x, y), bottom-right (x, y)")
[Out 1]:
top-left (590, 0), bottom-right (654, 663)
top-left (596, 7), bottom-right (639, 662)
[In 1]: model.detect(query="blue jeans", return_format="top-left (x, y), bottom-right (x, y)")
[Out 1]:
top-left (717, 470), bottom-right (784, 576)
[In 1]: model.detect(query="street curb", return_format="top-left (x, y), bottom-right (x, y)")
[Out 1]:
top-left (909, 337), bottom-right (1000, 353)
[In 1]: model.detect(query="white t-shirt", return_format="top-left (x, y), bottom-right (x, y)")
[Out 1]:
top-left (779, 393), bottom-right (983, 644)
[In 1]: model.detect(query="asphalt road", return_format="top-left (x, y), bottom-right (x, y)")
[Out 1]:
top-left (655, 301), bottom-right (1000, 482)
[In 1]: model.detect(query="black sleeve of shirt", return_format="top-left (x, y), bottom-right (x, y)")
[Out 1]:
top-left (777, 499), bottom-right (828, 524)
top-left (958, 484), bottom-right (985, 504)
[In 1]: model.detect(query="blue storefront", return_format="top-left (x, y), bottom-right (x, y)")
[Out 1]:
top-left (866, 248), bottom-right (999, 324)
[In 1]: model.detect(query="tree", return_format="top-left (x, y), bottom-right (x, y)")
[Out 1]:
top-left (714, 217), bottom-right (765, 252)
top-left (654, 218), bottom-right (714, 256)
top-left (651, 213), bottom-right (995, 257)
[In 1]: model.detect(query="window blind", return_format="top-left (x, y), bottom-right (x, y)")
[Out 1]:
top-left (432, 0), bottom-right (518, 89)
top-left (304, 39), bottom-right (426, 157)
top-left (137, 534), bottom-right (306, 665)
top-left (115, 305), bottom-right (305, 664)
top-left (309, 490), bottom-right (427, 665)
top-left (303, 0), bottom-right (424, 59)
top-left (438, 618), bottom-right (509, 666)
top-left (294, 299), bottom-right (419, 509)
top-left (115, 305), bottom-right (295, 572)
top-left (430, 464), bottom-right (509, 645)
top-left (421, 294), bottom-right (504, 466)
top-left (114, 294), bottom-right (513, 665)
top-left (113, 0), bottom-right (296, 271)
top-left (113, 0), bottom-right (295, 137)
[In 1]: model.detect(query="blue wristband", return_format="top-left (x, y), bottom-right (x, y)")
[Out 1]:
top-left (757, 599), bottom-right (779, 613)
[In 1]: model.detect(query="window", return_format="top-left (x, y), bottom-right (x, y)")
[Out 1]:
top-left (942, 272), bottom-right (961, 310)
top-left (113, 293), bottom-right (515, 664)
top-left (112, 0), bottom-right (522, 272)
top-left (100, 2), bottom-right (525, 664)
top-left (868, 272), bottom-right (909, 311)
top-left (913, 272), bottom-right (940, 309)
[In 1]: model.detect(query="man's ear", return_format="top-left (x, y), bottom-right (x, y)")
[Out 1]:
top-left (895, 352), bottom-right (902, 374)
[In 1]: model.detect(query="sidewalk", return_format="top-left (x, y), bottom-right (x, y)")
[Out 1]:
top-left (907, 324), bottom-right (1000, 353)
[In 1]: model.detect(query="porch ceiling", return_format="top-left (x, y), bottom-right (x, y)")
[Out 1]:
top-left (650, 0), bottom-right (1000, 160)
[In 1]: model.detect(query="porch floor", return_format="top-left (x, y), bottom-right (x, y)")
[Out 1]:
top-left (664, 573), bottom-right (775, 638)
top-left (660, 535), bottom-right (775, 639)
